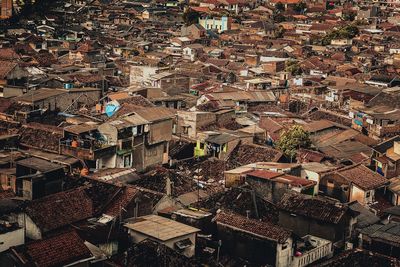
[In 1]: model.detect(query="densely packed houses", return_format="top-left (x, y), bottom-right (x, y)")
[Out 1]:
top-left (0, 0), bottom-right (400, 266)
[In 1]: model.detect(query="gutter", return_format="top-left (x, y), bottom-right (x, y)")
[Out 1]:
top-left (63, 256), bottom-right (96, 267)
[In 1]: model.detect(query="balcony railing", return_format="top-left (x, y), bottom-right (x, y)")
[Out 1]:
top-left (291, 242), bottom-right (332, 267)
top-left (60, 140), bottom-right (116, 161)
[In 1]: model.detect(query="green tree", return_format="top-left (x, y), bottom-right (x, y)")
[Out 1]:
top-left (275, 2), bottom-right (285, 12)
top-left (293, 2), bottom-right (307, 13)
top-left (285, 60), bottom-right (303, 76)
top-left (273, 13), bottom-right (286, 23)
top-left (342, 12), bottom-right (356, 21)
top-left (183, 9), bottom-right (200, 26)
top-left (276, 125), bottom-right (311, 161)
top-left (321, 24), bottom-right (359, 45)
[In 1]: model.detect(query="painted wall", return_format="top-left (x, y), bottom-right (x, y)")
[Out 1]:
top-left (0, 228), bottom-right (24, 252)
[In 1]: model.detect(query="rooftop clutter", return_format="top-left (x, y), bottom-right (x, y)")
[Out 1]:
top-left (1, 0), bottom-right (400, 266)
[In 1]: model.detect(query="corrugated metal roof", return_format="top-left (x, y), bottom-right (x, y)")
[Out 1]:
top-left (124, 215), bottom-right (199, 241)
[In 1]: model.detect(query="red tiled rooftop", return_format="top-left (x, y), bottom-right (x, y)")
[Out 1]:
top-left (214, 210), bottom-right (291, 243)
top-left (336, 164), bottom-right (389, 191)
top-left (274, 174), bottom-right (316, 187)
top-left (25, 188), bottom-right (93, 232)
top-left (247, 170), bottom-right (315, 187)
top-left (25, 230), bottom-right (92, 267)
top-left (247, 170), bottom-right (283, 180)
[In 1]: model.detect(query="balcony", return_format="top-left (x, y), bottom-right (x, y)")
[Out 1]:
top-left (60, 139), bottom-right (116, 161)
top-left (291, 235), bottom-right (333, 267)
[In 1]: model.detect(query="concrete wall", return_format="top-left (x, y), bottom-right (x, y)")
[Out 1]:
top-left (320, 173), bottom-right (350, 203)
top-left (0, 228), bottom-right (24, 252)
top-left (128, 230), bottom-right (196, 258)
top-left (247, 176), bottom-right (289, 203)
top-left (276, 239), bottom-right (293, 267)
top-left (176, 111), bottom-right (216, 139)
top-left (350, 185), bottom-right (373, 205)
top-left (32, 90), bottom-right (101, 112)
top-left (300, 169), bottom-right (320, 195)
top-left (19, 214), bottom-right (42, 240)
top-left (156, 75), bottom-right (190, 96)
top-left (98, 124), bottom-right (118, 145)
top-left (97, 154), bottom-right (117, 169)
top-left (2, 86), bottom-right (25, 98)
top-left (130, 65), bottom-right (158, 85)
top-left (278, 212), bottom-right (345, 242)
top-left (144, 142), bottom-right (165, 169)
top-left (216, 224), bottom-right (280, 266)
top-left (149, 119), bottom-right (173, 145)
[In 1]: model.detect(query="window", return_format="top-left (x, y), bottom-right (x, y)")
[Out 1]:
top-left (200, 142), bottom-right (204, 149)
top-left (124, 154), bottom-right (132, 167)
top-left (327, 179), bottom-right (334, 188)
top-left (282, 244), bottom-right (288, 250)
top-left (366, 191), bottom-right (371, 198)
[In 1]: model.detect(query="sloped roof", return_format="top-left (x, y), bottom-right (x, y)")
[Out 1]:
top-left (373, 135), bottom-right (400, 154)
top-left (313, 249), bottom-right (400, 267)
top-left (336, 164), bottom-right (389, 191)
top-left (25, 188), bottom-right (93, 232)
top-left (124, 215), bottom-right (200, 241)
top-left (0, 60), bottom-right (18, 79)
top-left (214, 210), bottom-right (291, 243)
top-left (133, 106), bottom-right (175, 122)
top-left (278, 192), bottom-right (348, 224)
top-left (361, 222), bottom-right (400, 246)
top-left (24, 230), bottom-right (93, 267)
top-left (104, 185), bottom-right (140, 217)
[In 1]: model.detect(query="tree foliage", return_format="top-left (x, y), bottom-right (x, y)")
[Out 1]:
top-left (342, 12), bottom-right (356, 21)
top-left (285, 60), bottom-right (303, 76)
top-left (276, 125), bottom-right (311, 160)
top-left (183, 9), bottom-right (200, 26)
top-left (275, 2), bottom-right (285, 12)
top-left (273, 13), bottom-right (286, 23)
top-left (321, 24), bottom-right (359, 45)
top-left (293, 2), bottom-right (307, 13)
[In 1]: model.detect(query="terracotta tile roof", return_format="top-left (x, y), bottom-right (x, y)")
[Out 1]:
top-left (0, 48), bottom-right (20, 60)
top-left (278, 192), bottom-right (348, 224)
top-left (0, 60), bottom-right (18, 79)
top-left (191, 6), bottom-right (212, 13)
top-left (104, 185), bottom-right (140, 217)
top-left (246, 170), bottom-right (283, 180)
top-left (270, 0), bottom-right (301, 3)
top-left (313, 249), bottom-right (400, 267)
top-left (0, 189), bottom-right (15, 200)
top-left (247, 170), bottom-right (315, 188)
top-left (25, 230), bottom-right (93, 267)
top-left (229, 144), bottom-right (283, 165)
top-left (18, 123), bottom-right (63, 153)
top-left (214, 210), bottom-right (291, 243)
top-left (274, 174), bottom-right (316, 187)
top-left (336, 164), bottom-right (389, 191)
top-left (297, 148), bottom-right (326, 163)
top-left (25, 188), bottom-right (93, 232)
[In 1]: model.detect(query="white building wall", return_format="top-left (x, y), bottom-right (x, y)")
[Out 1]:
top-left (18, 214), bottom-right (42, 240)
top-left (0, 228), bottom-right (24, 252)
top-left (301, 169), bottom-right (320, 195)
top-left (276, 238), bottom-right (293, 267)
